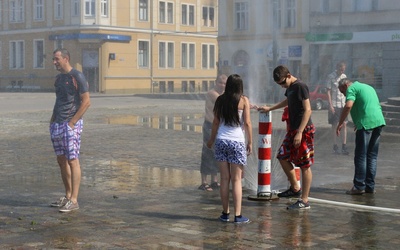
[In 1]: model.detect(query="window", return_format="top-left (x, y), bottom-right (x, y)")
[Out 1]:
top-left (10, 0), bottom-right (24, 23)
top-left (159, 81), bottom-right (166, 93)
top-left (285, 0), bottom-right (296, 28)
top-left (321, 0), bottom-right (329, 13)
top-left (235, 2), bottom-right (248, 30)
top-left (167, 42), bottom-right (174, 67)
top-left (101, 0), bottom-right (108, 17)
top-left (181, 81), bottom-right (188, 92)
top-left (85, 0), bottom-right (95, 16)
top-left (189, 44), bottom-right (195, 68)
top-left (159, 41), bottom-right (174, 68)
top-left (159, 1), bottom-right (173, 24)
top-left (189, 81), bottom-right (195, 92)
top-left (188, 5), bottom-right (194, 25)
top-left (182, 4), bottom-right (194, 25)
top-left (72, 0), bottom-right (80, 16)
top-left (34, 0), bottom-right (44, 20)
top-left (202, 6), bottom-right (214, 27)
top-left (273, 0), bottom-right (281, 29)
top-left (34, 40), bottom-right (44, 69)
top-left (181, 43), bottom-right (187, 68)
top-left (167, 2), bottom-right (173, 23)
top-left (54, 0), bottom-right (63, 20)
top-left (138, 41), bottom-right (149, 68)
top-left (139, 0), bottom-right (148, 21)
top-left (159, 2), bottom-right (165, 23)
top-left (202, 44), bottom-right (215, 69)
top-left (201, 81), bottom-right (208, 92)
top-left (353, 0), bottom-right (378, 11)
top-left (9, 40), bottom-right (24, 69)
top-left (168, 81), bottom-right (174, 93)
top-left (181, 43), bottom-right (195, 68)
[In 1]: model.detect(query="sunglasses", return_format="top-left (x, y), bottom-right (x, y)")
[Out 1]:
top-left (277, 78), bottom-right (286, 85)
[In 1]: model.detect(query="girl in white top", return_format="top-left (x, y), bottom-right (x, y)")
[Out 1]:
top-left (207, 74), bottom-right (252, 224)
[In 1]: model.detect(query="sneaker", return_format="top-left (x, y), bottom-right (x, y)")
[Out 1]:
top-left (219, 212), bottom-right (230, 222)
top-left (277, 187), bottom-right (302, 198)
top-left (365, 188), bottom-right (376, 194)
top-left (346, 187), bottom-right (365, 195)
top-left (333, 144), bottom-right (340, 154)
top-left (234, 215), bottom-right (250, 224)
top-left (287, 199), bottom-right (310, 210)
top-left (50, 196), bottom-right (68, 207)
top-left (59, 200), bottom-right (79, 213)
top-left (342, 145), bottom-right (350, 155)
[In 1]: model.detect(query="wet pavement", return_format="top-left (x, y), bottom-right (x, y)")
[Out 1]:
top-left (1, 92), bottom-right (400, 249)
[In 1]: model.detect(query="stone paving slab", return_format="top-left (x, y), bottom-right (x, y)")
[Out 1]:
top-left (0, 93), bottom-right (400, 249)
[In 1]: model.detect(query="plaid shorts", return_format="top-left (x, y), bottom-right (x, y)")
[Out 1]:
top-left (277, 124), bottom-right (315, 169)
top-left (50, 120), bottom-right (83, 160)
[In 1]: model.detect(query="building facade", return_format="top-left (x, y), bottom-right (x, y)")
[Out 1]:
top-left (218, 0), bottom-right (310, 103)
top-left (218, 0), bottom-right (400, 103)
top-left (308, 0), bottom-right (400, 100)
top-left (0, 0), bottom-right (218, 94)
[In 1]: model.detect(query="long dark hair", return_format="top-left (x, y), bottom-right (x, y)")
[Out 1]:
top-left (213, 74), bottom-right (243, 126)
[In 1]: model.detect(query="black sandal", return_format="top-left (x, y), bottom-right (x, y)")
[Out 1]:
top-left (198, 183), bottom-right (213, 191)
top-left (210, 182), bottom-right (220, 190)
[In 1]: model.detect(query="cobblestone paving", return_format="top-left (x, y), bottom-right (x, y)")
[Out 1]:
top-left (0, 93), bottom-right (400, 249)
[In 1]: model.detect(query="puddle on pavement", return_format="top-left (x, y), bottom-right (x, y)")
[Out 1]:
top-left (105, 114), bottom-right (203, 133)
top-left (83, 159), bottom-right (201, 194)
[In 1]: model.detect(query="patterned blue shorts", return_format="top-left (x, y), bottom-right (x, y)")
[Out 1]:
top-left (50, 120), bottom-right (83, 160)
top-left (214, 139), bottom-right (247, 166)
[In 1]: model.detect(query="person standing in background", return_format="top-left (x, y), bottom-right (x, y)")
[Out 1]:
top-left (207, 74), bottom-right (252, 223)
top-left (327, 61), bottom-right (349, 155)
top-left (198, 74), bottom-right (227, 191)
top-left (336, 79), bottom-right (385, 195)
top-left (50, 48), bottom-right (91, 212)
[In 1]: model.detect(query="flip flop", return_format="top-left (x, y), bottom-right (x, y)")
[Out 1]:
top-left (198, 183), bottom-right (213, 191)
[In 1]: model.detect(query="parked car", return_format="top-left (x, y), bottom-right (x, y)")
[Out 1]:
top-left (309, 84), bottom-right (329, 110)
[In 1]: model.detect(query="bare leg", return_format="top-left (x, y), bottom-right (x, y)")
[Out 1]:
top-left (68, 158), bottom-right (81, 204)
top-left (230, 163), bottom-right (243, 216)
top-left (218, 161), bottom-right (230, 214)
top-left (201, 174), bottom-right (208, 184)
top-left (57, 155), bottom-right (72, 199)
top-left (211, 173), bottom-right (219, 184)
top-left (300, 167), bottom-right (312, 203)
top-left (331, 124), bottom-right (338, 145)
top-left (279, 159), bottom-right (300, 191)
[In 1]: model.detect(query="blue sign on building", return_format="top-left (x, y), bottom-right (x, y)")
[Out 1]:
top-left (288, 45), bottom-right (302, 57)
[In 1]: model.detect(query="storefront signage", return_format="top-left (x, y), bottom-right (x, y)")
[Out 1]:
top-left (307, 30), bottom-right (400, 44)
top-left (49, 33), bottom-right (131, 42)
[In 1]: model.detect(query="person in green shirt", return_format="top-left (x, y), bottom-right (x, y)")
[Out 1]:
top-left (336, 79), bottom-right (386, 195)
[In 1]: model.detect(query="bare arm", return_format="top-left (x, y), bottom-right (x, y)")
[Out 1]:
top-left (68, 92), bottom-right (91, 128)
top-left (336, 100), bottom-right (353, 136)
top-left (257, 99), bottom-right (288, 113)
top-left (206, 113), bottom-right (220, 149)
top-left (243, 96), bottom-right (253, 155)
top-left (293, 98), bottom-right (312, 148)
top-left (204, 90), bottom-right (219, 122)
top-left (327, 88), bottom-right (334, 113)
